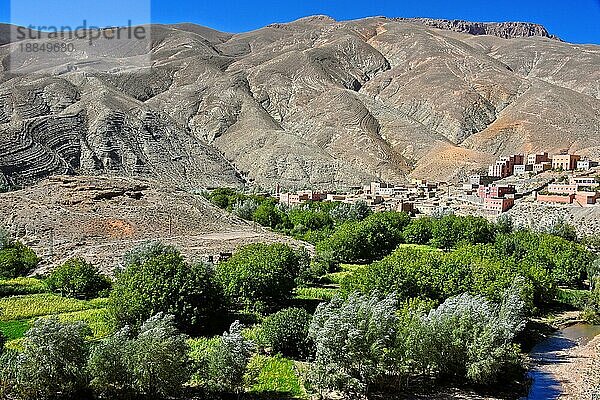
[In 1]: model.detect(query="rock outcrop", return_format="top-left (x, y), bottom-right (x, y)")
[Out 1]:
top-left (396, 18), bottom-right (560, 40)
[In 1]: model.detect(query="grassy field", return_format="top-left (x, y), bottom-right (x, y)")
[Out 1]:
top-left (0, 319), bottom-right (30, 340)
top-left (247, 355), bottom-right (307, 399)
top-left (0, 277), bottom-right (49, 297)
top-left (295, 287), bottom-right (337, 301)
top-left (38, 308), bottom-right (115, 340)
top-left (0, 289), bottom-right (111, 344)
top-left (0, 294), bottom-right (108, 321)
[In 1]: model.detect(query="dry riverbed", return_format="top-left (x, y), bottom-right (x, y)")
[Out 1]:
top-left (556, 334), bottom-right (600, 399)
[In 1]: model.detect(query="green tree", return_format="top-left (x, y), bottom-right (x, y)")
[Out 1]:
top-left (46, 258), bottom-right (111, 299)
top-left (12, 318), bottom-right (91, 399)
top-left (495, 215), bottom-right (514, 234)
top-left (206, 187), bottom-right (240, 209)
top-left (329, 201), bottom-right (372, 223)
top-left (216, 243), bottom-right (307, 313)
top-left (288, 207), bottom-right (334, 234)
top-left (194, 321), bottom-right (254, 394)
top-left (316, 212), bottom-right (410, 267)
top-left (260, 307), bottom-right (313, 359)
top-left (545, 219), bottom-right (578, 242)
top-left (308, 293), bottom-right (399, 394)
top-left (496, 230), bottom-right (593, 287)
top-left (252, 199), bottom-right (288, 229)
top-left (88, 313), bottom-right (190, 399)
top-left (430, 215), bottom-right (496, 249)
top-left (87, 328), bottom-right (134, 399)
top-left (110, 242), bottom-right (225, 333)
top-left (409, 284), bottom-right (526, 384)
top-left (0, 241), bottom-right (39, 279)
top-left (402, 217), bottom-right (433, 245)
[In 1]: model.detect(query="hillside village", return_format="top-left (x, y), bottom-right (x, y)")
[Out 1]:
top-left (275, 151), bottom-right (600, 224)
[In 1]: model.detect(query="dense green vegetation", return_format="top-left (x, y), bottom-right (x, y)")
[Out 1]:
top-left (308, 286), bottom-right (526, 394)
top-left (259, 307), bottom-right (313, 359)
top-left (109, 242), bottom-right (225, 333)
top-left (0, 207), bottom-right (597, 399)
top-left (47, 258), bottom-right (111, 299)
top-left (246, 354), bottom-right (306, 398)
top-left (0, 241), bottom-right (38, 279)
top-left (204, 188), bottom-right (372, 243)
top-left (0, 277), bottom-right (49, 297)
top-left (0, 294), bottom-right (108, 321)
top-left (0, 318), bottom-right (91, 399)
top-left (88, 313), bottom-right (190, 399)
top-left (216, 243), bottom-right (308, 313)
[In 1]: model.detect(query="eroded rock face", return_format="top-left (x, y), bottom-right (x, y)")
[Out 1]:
top-left (395, 18), bottom-right (560, 40)
top-left (0, 16), bottom-right (598, 188)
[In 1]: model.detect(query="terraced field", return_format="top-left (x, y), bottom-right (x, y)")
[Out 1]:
top-left (0, 279), bottom-right (112, 348)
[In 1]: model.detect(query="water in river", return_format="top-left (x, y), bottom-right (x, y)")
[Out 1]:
top-left (526, 323), bottom-right (600, 400)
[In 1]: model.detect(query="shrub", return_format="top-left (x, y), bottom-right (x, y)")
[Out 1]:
top-left (0, 348), bottom-right (18, 397)
top-left (0, 228), bottom-right (9, 250)
top-left (205, 187), bottom-right (240, 209)
top-left (110, 242), bottom-right (225, 333)
top-left (88, 313), bottom-right (190, 399)
top-left (87, 328), bottom-right (133, 399)
top-left (193, 321), bottom-right (254, 394)
top-left (495, 215), bottom-right (514, 234)
top-left (260, 307), bottom-right (313, 359)
top-left (232, 198), bottom-right (261, 220)
top-left (0, 241), bottom-right (38, 279)
top-left (11, 318), bottom-right (91, 399)
top-left (216, 243), bottom-right (307, 313)
top-left (308, 293), bottom-right (398, 394)
top-left (544, 219), bottom-right (578, 242)
top-left (46, 258), bottom-right (111, 299)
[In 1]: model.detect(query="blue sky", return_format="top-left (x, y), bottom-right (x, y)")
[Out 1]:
top-left (2, 0), bottom-right (600, 44)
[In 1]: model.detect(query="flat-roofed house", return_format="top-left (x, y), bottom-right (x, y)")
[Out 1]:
top-left (514, 164), bottom-right (533, 175)
top-left (484, 197), bottom-right (514, 215)
top-left (527, 152), bottom-right (550, 165)
top-left (577, 159), bottom-right (599, 170)
top-left (552, 154), bottom-right (581, 171)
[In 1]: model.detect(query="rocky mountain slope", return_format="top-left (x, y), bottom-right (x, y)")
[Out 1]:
top-left (0, 16), bottom-right (599, 189)
top-left (0, 175), bottom-right (302, 272)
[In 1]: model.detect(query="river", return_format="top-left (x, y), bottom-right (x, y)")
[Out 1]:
top-left (526, 323), bottom-right (600, 399)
